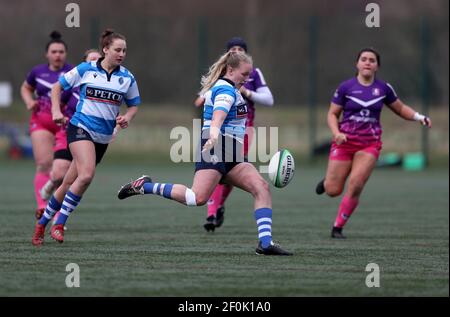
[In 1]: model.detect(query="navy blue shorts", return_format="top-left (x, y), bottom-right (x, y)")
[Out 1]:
top-left (67, 123), bottom-right (108, 165)
top-left (195, 134), bottom-right (247, 178)
top-left (54, 148), bottom-right (73, 161)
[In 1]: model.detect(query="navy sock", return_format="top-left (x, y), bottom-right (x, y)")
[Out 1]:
top-left (254, 208), bottom-right (273, 248)
top-left (38, 196), bottom-right (62, 227)
top-left (143, 182), bottom-right (173, 199)
top-left (54, 190), bottom-right (82, 226)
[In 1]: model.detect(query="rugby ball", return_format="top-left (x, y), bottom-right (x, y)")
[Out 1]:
top-left (268, 149), bottom-right (295, 188)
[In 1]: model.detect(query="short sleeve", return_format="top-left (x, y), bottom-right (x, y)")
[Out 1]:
top-left (212, 86), bottom-right (235, 113)
top-left (25, 68), bottom-right (37, 87)
top-left (385, 82), bottom-right (398, 105)
top-left (331, 82), bottom-right (346, 106)
top-left (59, 62), bottom-right (91, 91)
top-left (125, 76), bottom-right (141, 106)
top-left (252, 68), bottom-right (268, 89)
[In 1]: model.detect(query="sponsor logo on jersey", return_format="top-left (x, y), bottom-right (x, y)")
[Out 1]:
top-left (349, 115), bottom-right (377, 123)
top-left (372, 88), bottom-right (380, 96)
top-left (215, 95), bottom-right (233, 104)
top-left (236, 104), bottom-right (248, 117)
top-left (85, 87), bottom-right (123, 105)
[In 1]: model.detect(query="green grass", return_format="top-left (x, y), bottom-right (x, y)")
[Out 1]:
top-left (0, 160), bottom-right (448, 296)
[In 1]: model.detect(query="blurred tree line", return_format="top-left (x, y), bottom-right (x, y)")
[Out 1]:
top-left (0, 0), bottom-right (448, 107)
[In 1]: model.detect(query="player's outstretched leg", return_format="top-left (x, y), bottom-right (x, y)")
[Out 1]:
top-left (118, 170), bottom-right (220, 207)
top-left (118, 175), bottom-right (152, 200)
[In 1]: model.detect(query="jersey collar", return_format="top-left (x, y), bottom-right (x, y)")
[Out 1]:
top-left (219, 77), bottom-right (236, 87)
top-left (97, 57), bottom-right (121, 81)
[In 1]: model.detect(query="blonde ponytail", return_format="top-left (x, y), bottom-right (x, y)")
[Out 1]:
top-left (200, 51), bottom-right (252, 95)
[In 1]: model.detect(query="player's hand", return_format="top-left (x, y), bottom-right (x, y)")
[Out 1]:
top-left (239, 86), bottom-right (252, 99)
top-left (52, 111), bottom-right (67, 126)
top-left (334, 133), bottom-right (347, 145)
top-left (116, 115), bottom-right (129, 129)
top-left (202, 137), bottom-right (218, 153)
top-left (202, 127), bottom-right (220, 153)
top-left (421, 116), bottom-right (432, 128)
top-left (26, 100), bottom-right (38, 111)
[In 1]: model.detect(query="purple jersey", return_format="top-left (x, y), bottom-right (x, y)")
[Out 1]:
top-left (332, 77), bottom-right (398, 142)
top-left (26, 63), bottom-right (73, 115)
top-left (62, 88), bottom-right (80, 119)
top-left (243, 67), bottom-right (268, 125)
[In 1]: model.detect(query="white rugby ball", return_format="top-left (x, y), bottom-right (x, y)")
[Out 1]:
top-left (268, 149), bottom-right (295, 188)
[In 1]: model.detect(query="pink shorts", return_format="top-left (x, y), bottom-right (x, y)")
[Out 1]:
top-left (329, 138), bottom-right (382, 161)
top-left (29, 112), bottom-right (68, 152)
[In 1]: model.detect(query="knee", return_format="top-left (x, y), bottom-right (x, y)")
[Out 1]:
top-left (184, 187), bottom-right (208, 206)
top-left (35, 161), bottom-right (52, 173)
top-left (326, 185), bottom-right (343, 197)
top-left (195, 192), bottom-right (209, 206)
top-left (77, 171), bottom-right (95, 187)
top-left (52, 171), bottom-right (65, 184)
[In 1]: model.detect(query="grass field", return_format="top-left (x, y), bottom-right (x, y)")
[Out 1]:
top-left (0, 160), bottom-right (448, 297)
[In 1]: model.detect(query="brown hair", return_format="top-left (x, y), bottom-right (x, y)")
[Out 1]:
top-left (99, 29), bottom-right (126, 56)
top-left (356, 47), bottom-right (380, 66)
top-left (46, 30), bottom-right (67, 51)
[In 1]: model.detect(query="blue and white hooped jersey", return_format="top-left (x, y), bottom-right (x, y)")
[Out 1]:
top-left (59, 58), bottom-right (141, 144)
top-left (202, 78), bottom-right (247, 143)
